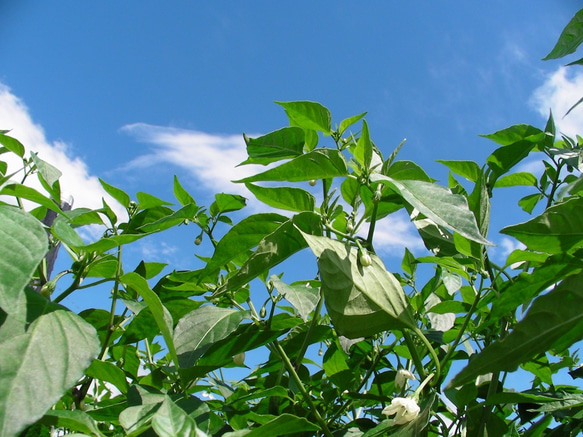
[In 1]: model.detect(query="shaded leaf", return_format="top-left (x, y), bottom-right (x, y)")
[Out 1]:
top-left (174, 306), bottom-right (249, 368)
top-left (501, 197), bottom-right (583, 254)
top-left (39, 410), bottom-right (104, 437)
top-left (449, 272), bottom-right (583, 388)
top-left (85, 359), bottom-right (129, 394)
top-left (152, 397), bottom-right (196, 437)
top-left (246, 413), bottom-right (319, 436)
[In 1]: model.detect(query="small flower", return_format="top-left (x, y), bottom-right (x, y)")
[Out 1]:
top-left (395, 368), bottom-right (416, 390)
top-left (382, 397), bottom-right (420, 425)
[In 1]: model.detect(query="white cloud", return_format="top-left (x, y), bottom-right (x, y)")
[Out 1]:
top-left (531, 67), bottom-right (583, 138)
top-left (366, 210), bottom-right (424, 256)
top-left (120, 123), bottom-right (259, 197)
top-left (0, 83), bottom-right (119, 216)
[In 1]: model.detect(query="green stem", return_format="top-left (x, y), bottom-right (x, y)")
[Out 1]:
top-left (53, 274), bottom-right (83, 303)
top-left (412, 327), bottom-right (441, 387)
top-left (403, 330), bottom-right (427, 382)
top-left (272, 341), bottom-right (333, 437)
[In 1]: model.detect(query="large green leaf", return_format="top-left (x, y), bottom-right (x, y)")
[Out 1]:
top-left (0, 205), bottom-right (48, 313)
top-left (437, 160), bottom-right (481, 183)
top-left (245, 413), bottom-right (319, 436)
top-left (203, 213), bottom-right (288, 276)
top-left (121, 273), bottom-right (178, 367)
top-left (235, 149), bottom-right (347, 183)
top-left (449, 272), bottom-right (583, 388)
top-left (270, 275), bottom-right (320, 321)
top-left (0, 133), bottom-right (25, 157)
top-left (0, 310), bottom-right (99, 437)
top-left (99, 178), bottom-right (130, 208)
top-left (217, 212), bottom-right (322, 295)
top-left (39, 410), bottom-right (104, 437)
top-left (174, 306), bottom-right (249, 368)
top-left (301, 233), bottom-right (416, 338)
top-left (0, 183), bottom-right (62, 214)
top-left (543, 8), bottom-right (583, 60)
top-left (151, 397), bottom-right (197, 437)
top-left (501, 197), bottom-right (583, 254)
top-left (275, 101), bottom-right (332, 134)
top-left (240, 127), bottom-right (305, 165)
top-left (486, 141), bottom-right (539, 178)
top-left (85, 359), bottom-right (129, 394)
top-left (371, 175), bottom-right (491, 246)
top-left (480, 124), bottom-right (546, 146)
top-left (245, 183), bottom-right (315, 212)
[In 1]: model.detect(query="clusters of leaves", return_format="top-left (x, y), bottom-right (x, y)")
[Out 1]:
top-left (2, 8), bottom-right (583, 437)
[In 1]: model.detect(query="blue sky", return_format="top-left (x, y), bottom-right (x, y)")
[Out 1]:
top-left (2, 1), bottom-right (583, 309)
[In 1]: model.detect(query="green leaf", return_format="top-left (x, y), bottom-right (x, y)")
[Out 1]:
top-left (99, 178), bottom-right (130, 208)
top-left (486, 140), bottom-right (539, 178)
top-left (501, 197), bottom-right (583, 254)
top-left (494, 172), bottom-right (538, 188)
top-left (210, 193), bottom-right (247, 216)
top-left (0, 310), bottom-right (99, 437)
top-left (301, 233), bottom-right (416, 338)
top-left (449, 272), bottom-right (583, 388)
top-left (437, 160), bottom-right (481, 183)
top-left (136, 192), bottom-right (172, 210)
top-left (245, 183), bottom-right (315, 212)
top-left (152, 397), bottom-right (197, 437)
top-left (137, 204), bottom-right (199, 233)
top-left (30, 153), bottom-right (61, 187)
top-left (217, 212), bottom-right (322, 295)
top-left (543, 8), bottom-right (583, 60)
top-left (240, 127), bottom-right (305, 165)
top-left (480, 124), bottom-right (546, 146)
top-left (40, 409), bottom-right (104, 437)
top-left (173, 175), bottom-right (196, 206)
top-left (371, 175), bottom-right (491, 246)
top-left (565, 95), bottom-right (583, 117)
top-left (1, 183), bottom-right (62, 213)
top-left (203, 213), bottom-right (288, 275)
top-left (0, 133), bottom-right (25, 157)
top-left (275, 101), bottom-right (332, 134)
top-left (52, 217), bottom-right (85, 247)
top-left (245, 413), bottom-right (319, 436)
top-left (0, 205), bottom-right (48, 313)
top-left (235, 149), bottom-right (348, 183)
top-left (174, 305), bottom-right (249, 368)
top-left (121, 273), bottom-right (179, 367)
top-left (119, 404), bottom-right (159, 435)
top-left (270, 275), bottom-right (320, 322)
top-left (352, 120), bottom-right (372, 169)
top-left (339, 112), bottom-right (367, 136)
top-left (85, 359), bottom-right (130, 394)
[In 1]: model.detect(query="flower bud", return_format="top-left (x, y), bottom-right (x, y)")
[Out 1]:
top-left (309, 179), bottom-right (317, 186)
top-left (359, 251), bottom-right (372, 267)
top-left (232, 352), bottom-right (245, 366)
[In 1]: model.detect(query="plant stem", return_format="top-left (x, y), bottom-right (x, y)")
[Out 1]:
top-left (412, 327), bottom-right (441, 387)
top-left (272, 340), bottom-right (333, 437)
top-left (403, 330), bottom-right (427, 382)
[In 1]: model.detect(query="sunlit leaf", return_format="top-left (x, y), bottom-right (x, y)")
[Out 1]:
top-left (371, 175), bottom-right (491, 246)
top-left (437, 160), bottom-right (481, 183)
top-left (236, 149), bottom-right (348, 183)
top-left (39, 410), bottom-right (104, 437)
top-left (271, 275), bottom-right (320, 321)
top-left (240, 127), bottom-right (305, 165)
top-left (245, 413), bottom-right (319, 436)
top-left (152, 397), bottom-right (197, 437)
top-left (352, 120), bottom-right (372, 169)
top-left (0, 133), bottom-right (25, 157)
top-left (0, 310), bottom-right (99, 437)
top-left (276, 101), bottom-right (332, 134)
top-left (99, 178), bottom-right (130, 208)
top-left (245, 183), bottom-right (315, 212)
top-left (85, 359), bottom-right (130, 394)
top-left (543, 8), bottom-right (583, 60)
top-left (0, 205), bottom-right (48, 313)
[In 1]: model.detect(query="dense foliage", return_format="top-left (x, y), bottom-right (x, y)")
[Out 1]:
top-left (2, 8), bottom-right (583, 437)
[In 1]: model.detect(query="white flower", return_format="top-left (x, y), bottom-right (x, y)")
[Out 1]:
top-left (382, 397), bottom-right (421, 425)
top-left (395, 368), bottom-right (416, 390)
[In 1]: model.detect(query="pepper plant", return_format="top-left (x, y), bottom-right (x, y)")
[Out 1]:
top-left (2, 8), bottom-right (583, 437)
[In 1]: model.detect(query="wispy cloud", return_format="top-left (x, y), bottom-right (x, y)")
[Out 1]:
top-left (0, 83), bottom-right (118, 215)
top-left (120, 123), bottom-right (258, 197)
top-left (531, 67), bottom-right (583, 137)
